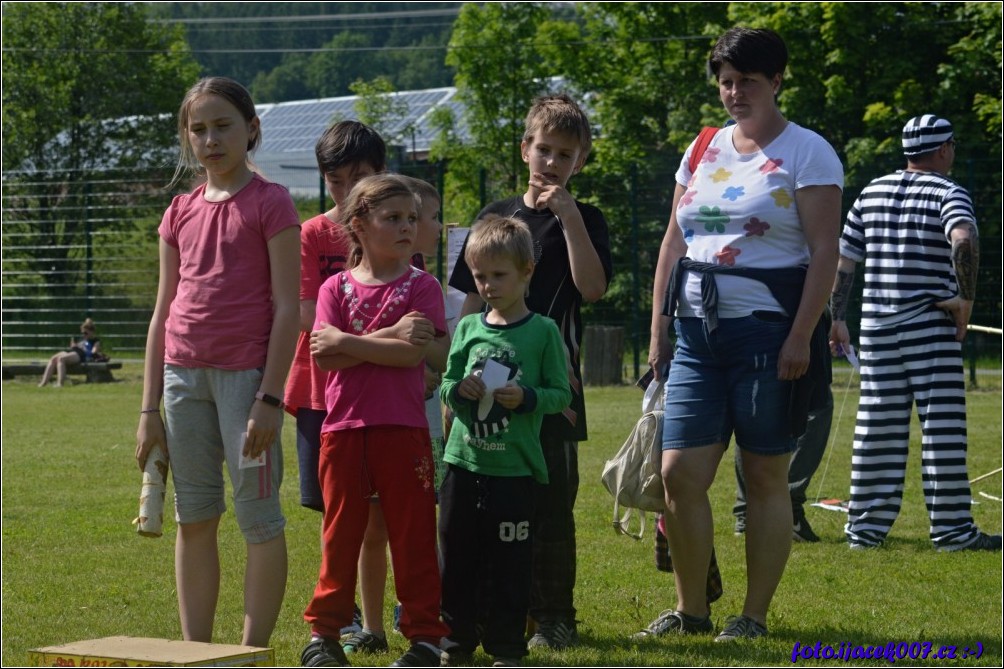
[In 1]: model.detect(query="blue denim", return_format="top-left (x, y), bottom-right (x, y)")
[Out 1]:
top-left (662, 314), bottom-right (796, 456)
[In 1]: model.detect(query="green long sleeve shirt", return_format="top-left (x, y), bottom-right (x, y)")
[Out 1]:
top-left (441, 312), bottom-right (572, 483)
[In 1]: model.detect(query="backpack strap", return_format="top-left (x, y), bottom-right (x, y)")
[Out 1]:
top-left (688, 125), bottom-right (720, 174)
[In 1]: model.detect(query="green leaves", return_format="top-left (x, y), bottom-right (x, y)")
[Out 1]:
top-left (2, 2), bottom-right (198, 173)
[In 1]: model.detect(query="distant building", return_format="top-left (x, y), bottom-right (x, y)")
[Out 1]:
top-left (255, 86), bottom-right (465, 196)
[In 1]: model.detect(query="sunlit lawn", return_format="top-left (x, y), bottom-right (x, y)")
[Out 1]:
top-left (2, 363), bottom-right (1000, 666)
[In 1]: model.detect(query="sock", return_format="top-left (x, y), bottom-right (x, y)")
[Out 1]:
top-left (681, 611), bottom-right (709, 624)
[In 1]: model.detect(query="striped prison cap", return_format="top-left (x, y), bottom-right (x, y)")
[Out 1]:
top-left (902, 114), bottom-right (953, 156)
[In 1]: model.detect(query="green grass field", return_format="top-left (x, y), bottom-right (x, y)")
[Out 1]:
top-left (2, 364), bottom-right (1001, 666)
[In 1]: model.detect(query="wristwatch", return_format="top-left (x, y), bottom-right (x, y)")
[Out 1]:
top-left (255, 391), bottom-right (284, 409)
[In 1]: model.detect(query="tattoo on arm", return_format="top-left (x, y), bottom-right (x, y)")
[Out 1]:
top-left (952, 226), bottom-right (979, 301)
top-left (830, 270), bottom-right (855, 321)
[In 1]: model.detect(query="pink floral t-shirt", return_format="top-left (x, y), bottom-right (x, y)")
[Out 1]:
top-left (315, 266), bottom-right (446, 433)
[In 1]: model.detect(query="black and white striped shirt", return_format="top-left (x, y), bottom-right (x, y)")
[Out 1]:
top-left (840, 170), bottom-right (976, 328)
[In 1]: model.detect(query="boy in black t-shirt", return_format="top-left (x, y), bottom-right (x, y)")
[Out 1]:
top-left (448, 93), bottom-right (612, 650)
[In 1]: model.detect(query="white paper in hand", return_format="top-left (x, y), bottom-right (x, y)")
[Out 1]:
top-left (477, 359), bottom-right (510, 421)
top-left (238, 433), bottom-right (265, 469)
top-left (842, 344), bottom-right (861, 372)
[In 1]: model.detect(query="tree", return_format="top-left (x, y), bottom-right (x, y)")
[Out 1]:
top-left (942, 2), bottom-right (1002, 140)
top-left (434, 1), bottom-right (1001, 351)
top-left (250, 53), bottom-right (315, 103)
top-left (2, 2), bottom-right (199, 311)
top-left (444, 2), bottom-right (555, 196)
top-left (560, 3), bottom-right (728, 174)
top-left (151, 2), bottom-right (463, 103)
top-left (350, 77), bottom-right (414, 146)
top-left (2, 2), bottom-right (198, 173)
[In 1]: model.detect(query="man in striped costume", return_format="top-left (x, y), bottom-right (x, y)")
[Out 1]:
top-left (829, 115), bottom-right (1000, 552)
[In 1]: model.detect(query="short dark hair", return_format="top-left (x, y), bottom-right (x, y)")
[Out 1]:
top-left (315, 120), bottom-right (386, 176)
top-left (708, 27), bottom-right (788, 81)
top-left (523, 93), bottom-right (592, 158)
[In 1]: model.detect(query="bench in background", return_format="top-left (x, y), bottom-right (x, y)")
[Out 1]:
top-left (2, 361), bottom-right (123, 383)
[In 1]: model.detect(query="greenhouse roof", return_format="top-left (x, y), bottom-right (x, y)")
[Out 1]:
top-left (257, 86), bottom-right (464, 157)
top-left (252, 78), bottom-right (571, 195)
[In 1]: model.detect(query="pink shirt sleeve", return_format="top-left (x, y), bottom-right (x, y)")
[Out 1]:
top-left (314, 273), bottom-right (345, 332)
top-left (300, 222), bottom-right (322, 301)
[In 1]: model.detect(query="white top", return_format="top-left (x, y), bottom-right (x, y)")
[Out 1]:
top-left (674, 122), bottom-right (843, 318)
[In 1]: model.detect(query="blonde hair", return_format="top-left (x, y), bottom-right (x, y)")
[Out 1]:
top-left (398, 175), bottom-right (441, 211)
top-left (337, 174), bottom-right (419, 268)
top-left (80, 318), bottom-right (96, 334)
top-left (169, 77), bottom-right (260, 188)
top-left (464, 214), bottom-right (534, 271)
top-left (523, 93), bottom-right (592, 158)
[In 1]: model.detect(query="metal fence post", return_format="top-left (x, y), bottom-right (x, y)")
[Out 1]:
top-left (630, 163), bottom-right (640, 381)
top-left (318, 171), bottom-right (325, 215)
top-left (84, 181), bottom-right (93, 317)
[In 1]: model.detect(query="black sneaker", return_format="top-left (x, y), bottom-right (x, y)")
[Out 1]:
top-left (714, 614), bottom-right (767, 642)
top-left (937, 531), bottom-right (1003, 553)
top-left (527, 618), bottom-right (579, 649)
top-left (631, 609), bottom-right (713, 639)
top-left (342, 629), bottom-right (388, 655)
top-left (793, 517), bottom-right (820, 543)
top-left (301, 637), bottom-right (350, 667)
top-left (391, 642), bottom-right (442, 667)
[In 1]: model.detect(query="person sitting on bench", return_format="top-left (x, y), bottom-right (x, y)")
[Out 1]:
top-left (38, 318), bottom-right (103, 387)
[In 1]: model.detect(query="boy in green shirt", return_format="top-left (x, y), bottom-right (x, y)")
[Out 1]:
top-left (439, 214), bottom-right (571, 666)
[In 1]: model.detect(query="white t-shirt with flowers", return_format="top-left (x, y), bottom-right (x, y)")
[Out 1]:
top-left (673, 122), bottom-right (843, 318)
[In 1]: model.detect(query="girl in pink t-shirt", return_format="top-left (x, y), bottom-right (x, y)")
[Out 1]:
top-left (135, 77), bottom-right (299, 649)
top-left (301, 174), bottom-right (449, 668)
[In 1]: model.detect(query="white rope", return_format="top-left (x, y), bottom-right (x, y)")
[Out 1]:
top-left (967, 324), bottom-right (1003, 335)
top-left (812, 325), bottom-right (999, 508)
top-left (811, 363), bottom-right (858, 505)
top-left (970, 467), bottom-right (1003, 485)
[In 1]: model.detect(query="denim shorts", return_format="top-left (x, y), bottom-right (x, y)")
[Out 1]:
top-left (662, 314), bottom-right (796, 456)
top-left (164, 365), bottom-right (286, 543)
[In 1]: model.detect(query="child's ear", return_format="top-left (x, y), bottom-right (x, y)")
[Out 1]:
top-left (572, 151), bottom-right (587, 175)
top-left (520, 139), bottom-right (530, 164)
top-left (247, 116), bottom-right (261, 150)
